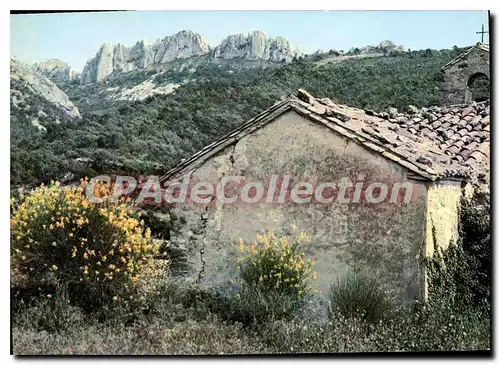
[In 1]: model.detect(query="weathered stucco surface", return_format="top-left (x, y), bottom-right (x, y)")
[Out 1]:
top-left (169, 111), bottom-right (430, 303)
top-left (441, 47), bottom-right (489, 105)
top-left (424, 181), bottom-right (463, 257)
top-left (422, 181), bottom-right (463, 299)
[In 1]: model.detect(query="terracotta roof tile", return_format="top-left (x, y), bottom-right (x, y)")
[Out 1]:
top-left (431, 120), bottom-right (442, 129)
top-left (459, 148), bottom-right (473, 159)
top-left (421, 128), bottom-right (432, 136)
top-left (470, 115), bottom-right (482, 126)
top-left (461, 106), bottom-right (474, 117)
top-left (473, 123), bottom-right (483, 131)
top-left (441, 114), bottom-right (452, 122)
top-left (458, 129), bottom-right (469, 137)
top-left (440, 122), bottom-right (451, 130)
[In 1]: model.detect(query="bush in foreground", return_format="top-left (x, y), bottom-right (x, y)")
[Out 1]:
top-left (11, 179), bottom-right (160, 313)
top-left (328, 271), bottom-right (392, 323)
top-left (237, 228), bottom-right (316, 299)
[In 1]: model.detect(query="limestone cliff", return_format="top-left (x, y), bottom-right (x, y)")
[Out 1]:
top-left (33, 59), bottom-right (79, 85)
top-left (80, 30), bottom-right (210, 84)
top-left (10, 59), bottom-right (81, 122)
top-left (213, 30), bottom-right (300, 62)
top-left (79, 30), bottom-right (300, 84)
top-left (153, 30), bottom-right (210, 64)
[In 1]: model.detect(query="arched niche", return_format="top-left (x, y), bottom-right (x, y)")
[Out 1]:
top-left (465, 72), bottom-right (490, 103)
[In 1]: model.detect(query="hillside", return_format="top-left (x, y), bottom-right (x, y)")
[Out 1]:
top-left (10, 46), bottom-right (467, 187)
top-left (63, 56), bottom-right (279, 115)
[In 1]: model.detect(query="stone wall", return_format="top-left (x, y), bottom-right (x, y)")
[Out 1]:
top-left (169, 111), bottom-right (430, 303)
top-left (441, 47), bottom-right (490, 105)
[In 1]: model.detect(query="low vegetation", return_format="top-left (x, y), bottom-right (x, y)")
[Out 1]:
top-left (328, 271), bottom-right (392, 323)
top-left (11, 183), bottom-right (490, 354)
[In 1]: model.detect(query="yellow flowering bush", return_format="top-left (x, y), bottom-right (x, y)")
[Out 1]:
top-left (10, 179), bottom-right (160, 311)
top-left (237, 228), bottom-right (316, 298)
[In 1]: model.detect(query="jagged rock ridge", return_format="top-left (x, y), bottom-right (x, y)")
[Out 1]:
top-left (213, 30), bottom-right (301, 62)
top-left (33, 59), bottom-right (79, 85)
top-left (79, 30), bottom-right (301, 84)
top-left (80, 30), bottom-right (210, 84)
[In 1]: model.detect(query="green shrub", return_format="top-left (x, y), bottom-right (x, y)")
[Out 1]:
top-left (214, 285), bottom-right (302, 326)
top-left (458, 191), bottom-right (491, 305)
top-left (365, 299), bottom-right (490, 351)
top-left (328, 271), bottom-right (392, 323)
top-left (141, 279), bottom-right (302, 327)
top-left (237, 229), bottom-right (316, 298)
top-left (142, 280), bottom-right (216, 323)
top-left (10, 179), bottom-right (160, 313)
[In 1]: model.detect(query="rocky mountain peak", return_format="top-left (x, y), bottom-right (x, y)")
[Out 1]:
top-left (79, 30), bottom-right (299, 84)
top-left (80, 30), bottom-right (211, 84)
top-left (152, 30), bottom-right (210, 64)
top-left (378, 40), bottom-right (396, 49)
top-left (33, 59), bottom-right (79, 85)
top-left (213, 30), bottom-right (300, 62)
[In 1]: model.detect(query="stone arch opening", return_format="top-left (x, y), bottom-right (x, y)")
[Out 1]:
top-left (466, 72), bottom-right (490, 103)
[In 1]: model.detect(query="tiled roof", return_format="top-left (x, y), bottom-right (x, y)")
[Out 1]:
top-left (441, 43), bottom-right (490, 71)
top-left (160, 89), bottom-right (490, 183)
top-left (371, 101), bottom-right (490, 182)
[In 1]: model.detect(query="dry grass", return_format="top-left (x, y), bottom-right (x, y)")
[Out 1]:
top-left (13, 316), bottom-right (267, 355)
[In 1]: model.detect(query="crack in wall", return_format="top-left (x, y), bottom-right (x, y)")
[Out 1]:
top-left (229, 142), bottom-right (247, 177)
top-left (196, 206), bottom-right (210, 283)
top-left (229, 144), bottom-right (236, 172)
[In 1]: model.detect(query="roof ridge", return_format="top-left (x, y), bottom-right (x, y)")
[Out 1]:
top-left (159, 98), bottom-right (293, 182)
top-left (441, 43), bottom-right (489, 71)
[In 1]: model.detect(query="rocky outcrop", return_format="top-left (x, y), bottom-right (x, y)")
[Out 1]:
top-left (153, 30), bottom-right (210, 64)
top-left (80, 30), bottom-right (210, 84)
top-left (213, 30), bottom-right (300, 62)
top-left (79, 30), bottom-right (300, 84)
top-left (33, 59), bottom-right (79, 85)
top-left (10, 59), bottom-right (80, 119)
top-left (349, 40), bottom-right (405, 55)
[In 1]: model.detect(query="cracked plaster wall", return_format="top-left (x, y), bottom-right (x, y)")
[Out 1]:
top-left (169, 111), bottom-right (433, 303)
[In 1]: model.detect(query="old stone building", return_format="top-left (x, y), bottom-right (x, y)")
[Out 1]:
top-left (161, 89), bottom-right (490, 303)
top-left (441, 43), bottom-right (490, 105)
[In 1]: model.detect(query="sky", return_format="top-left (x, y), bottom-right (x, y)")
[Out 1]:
top-left (11, 10), bottom-right (489, 72)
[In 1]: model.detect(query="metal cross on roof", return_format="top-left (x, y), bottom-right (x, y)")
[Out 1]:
top-left (476, 24), bottom-right (489, 44)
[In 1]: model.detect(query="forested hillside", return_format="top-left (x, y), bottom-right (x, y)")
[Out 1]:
top-left (11, 47), bottom-right (466, 187)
